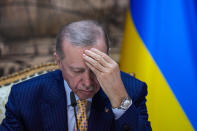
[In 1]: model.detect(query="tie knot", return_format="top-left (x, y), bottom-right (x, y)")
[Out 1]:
top-left (77, 99), bottom-right (88, 108)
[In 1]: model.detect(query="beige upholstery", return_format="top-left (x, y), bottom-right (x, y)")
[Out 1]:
top-left (0, 62), bottom-right (58, 123)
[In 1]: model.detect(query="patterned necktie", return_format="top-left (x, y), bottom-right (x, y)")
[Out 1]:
top-left (75, 99), bottom-right (88, 131)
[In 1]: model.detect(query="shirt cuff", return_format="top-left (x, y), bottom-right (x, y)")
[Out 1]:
top-left (112, 102), bottom-right (132, 120)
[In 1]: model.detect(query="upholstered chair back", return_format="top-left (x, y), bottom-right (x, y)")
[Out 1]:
top-left (0, 62), bottom-right (58, 123)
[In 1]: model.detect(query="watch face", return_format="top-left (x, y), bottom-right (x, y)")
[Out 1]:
top-left (124, 100), bottom-right (131, 107)
top-left (120, 97), bottom-right (132, 110)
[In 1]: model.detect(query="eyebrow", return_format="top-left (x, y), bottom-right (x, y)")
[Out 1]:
top-left (69, 66), bottom-right (85, 71)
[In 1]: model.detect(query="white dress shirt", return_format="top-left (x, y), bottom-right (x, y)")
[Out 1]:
top-left (64, 80), bottom-right (130, 131)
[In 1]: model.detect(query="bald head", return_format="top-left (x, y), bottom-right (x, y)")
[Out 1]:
top-left (56, 20), bottom-right (109, 59)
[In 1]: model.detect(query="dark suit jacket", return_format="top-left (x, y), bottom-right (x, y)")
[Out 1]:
top-left (0, 70), bottom-right (151, 131)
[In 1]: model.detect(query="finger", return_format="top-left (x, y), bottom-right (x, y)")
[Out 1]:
top-left (85, 62), bottom-right (99, 75)
top-left (83, 54), bottom-right (106, 72)
top-left (90, 48), bottom-right (115, 64)
top-left (84, 50), bottom-right (110, 67)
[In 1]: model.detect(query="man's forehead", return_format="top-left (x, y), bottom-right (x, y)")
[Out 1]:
top-left (62, 39), bottom-right (107, 53)
top-left (61, 40), bottom-right (107, 68)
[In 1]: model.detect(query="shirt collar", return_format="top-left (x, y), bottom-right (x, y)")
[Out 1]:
top-left (64, 80), bottom-right (92, 106)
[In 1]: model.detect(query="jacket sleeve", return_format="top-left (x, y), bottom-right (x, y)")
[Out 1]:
top-left (0, 86), bottom-right (24, 131)
top-left (114, 82), bottom-right (152, 131)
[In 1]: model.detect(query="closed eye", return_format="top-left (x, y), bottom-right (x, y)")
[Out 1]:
top-left (73, 70), bottom-right (84, 74)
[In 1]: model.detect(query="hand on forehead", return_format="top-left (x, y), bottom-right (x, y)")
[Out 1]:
top-left (83, 48), bottom-right (115, 73)
top-left (82, 47), bottom-right (128, 109)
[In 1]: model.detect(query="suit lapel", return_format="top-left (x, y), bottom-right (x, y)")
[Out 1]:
top-left (40, 70), bottom-right (68, 131)
top-left (88, 90), bottom-right (114, 131)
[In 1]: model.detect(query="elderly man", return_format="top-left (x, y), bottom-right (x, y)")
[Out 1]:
top-left (0, 20), bottom-right (151, 131)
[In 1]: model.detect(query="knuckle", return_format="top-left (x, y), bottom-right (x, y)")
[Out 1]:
top-left (93, 61), bottom-right (98, 65)
top-left (101, 54), bottom-right (105, 58)
top-left (110, 64), bottom-right (116, 69)
top-left (106, 68), bottom-right (113, 74)
top-left (112, 62), bottom-right (118, 68)
top-left (97, 56), bottom-right (101, 61)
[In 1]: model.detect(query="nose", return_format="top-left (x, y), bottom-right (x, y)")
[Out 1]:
top-left (82, 71), bottom-right (92, 87)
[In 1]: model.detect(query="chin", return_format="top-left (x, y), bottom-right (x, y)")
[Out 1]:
top-left (75, 87), bottom-right (100, 100)
top-left (77, 92), bottom-right (95, 100)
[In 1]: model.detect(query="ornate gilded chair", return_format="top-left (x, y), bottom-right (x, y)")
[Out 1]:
top-left (0, 62), bottom-right (58, 123)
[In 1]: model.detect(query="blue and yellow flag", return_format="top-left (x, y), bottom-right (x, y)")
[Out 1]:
top-left (119, 0), bottom-right (197, 130)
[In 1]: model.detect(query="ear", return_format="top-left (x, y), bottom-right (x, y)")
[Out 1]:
top-left (54, 52), bottom-right (62, 69)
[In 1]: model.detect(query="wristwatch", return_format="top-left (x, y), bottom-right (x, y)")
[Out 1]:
top-left (113, 96), bottom-right (132, 110)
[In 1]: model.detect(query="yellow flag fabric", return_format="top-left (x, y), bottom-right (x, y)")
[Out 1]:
top-left (119, 6), bottom-right (196, 131)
